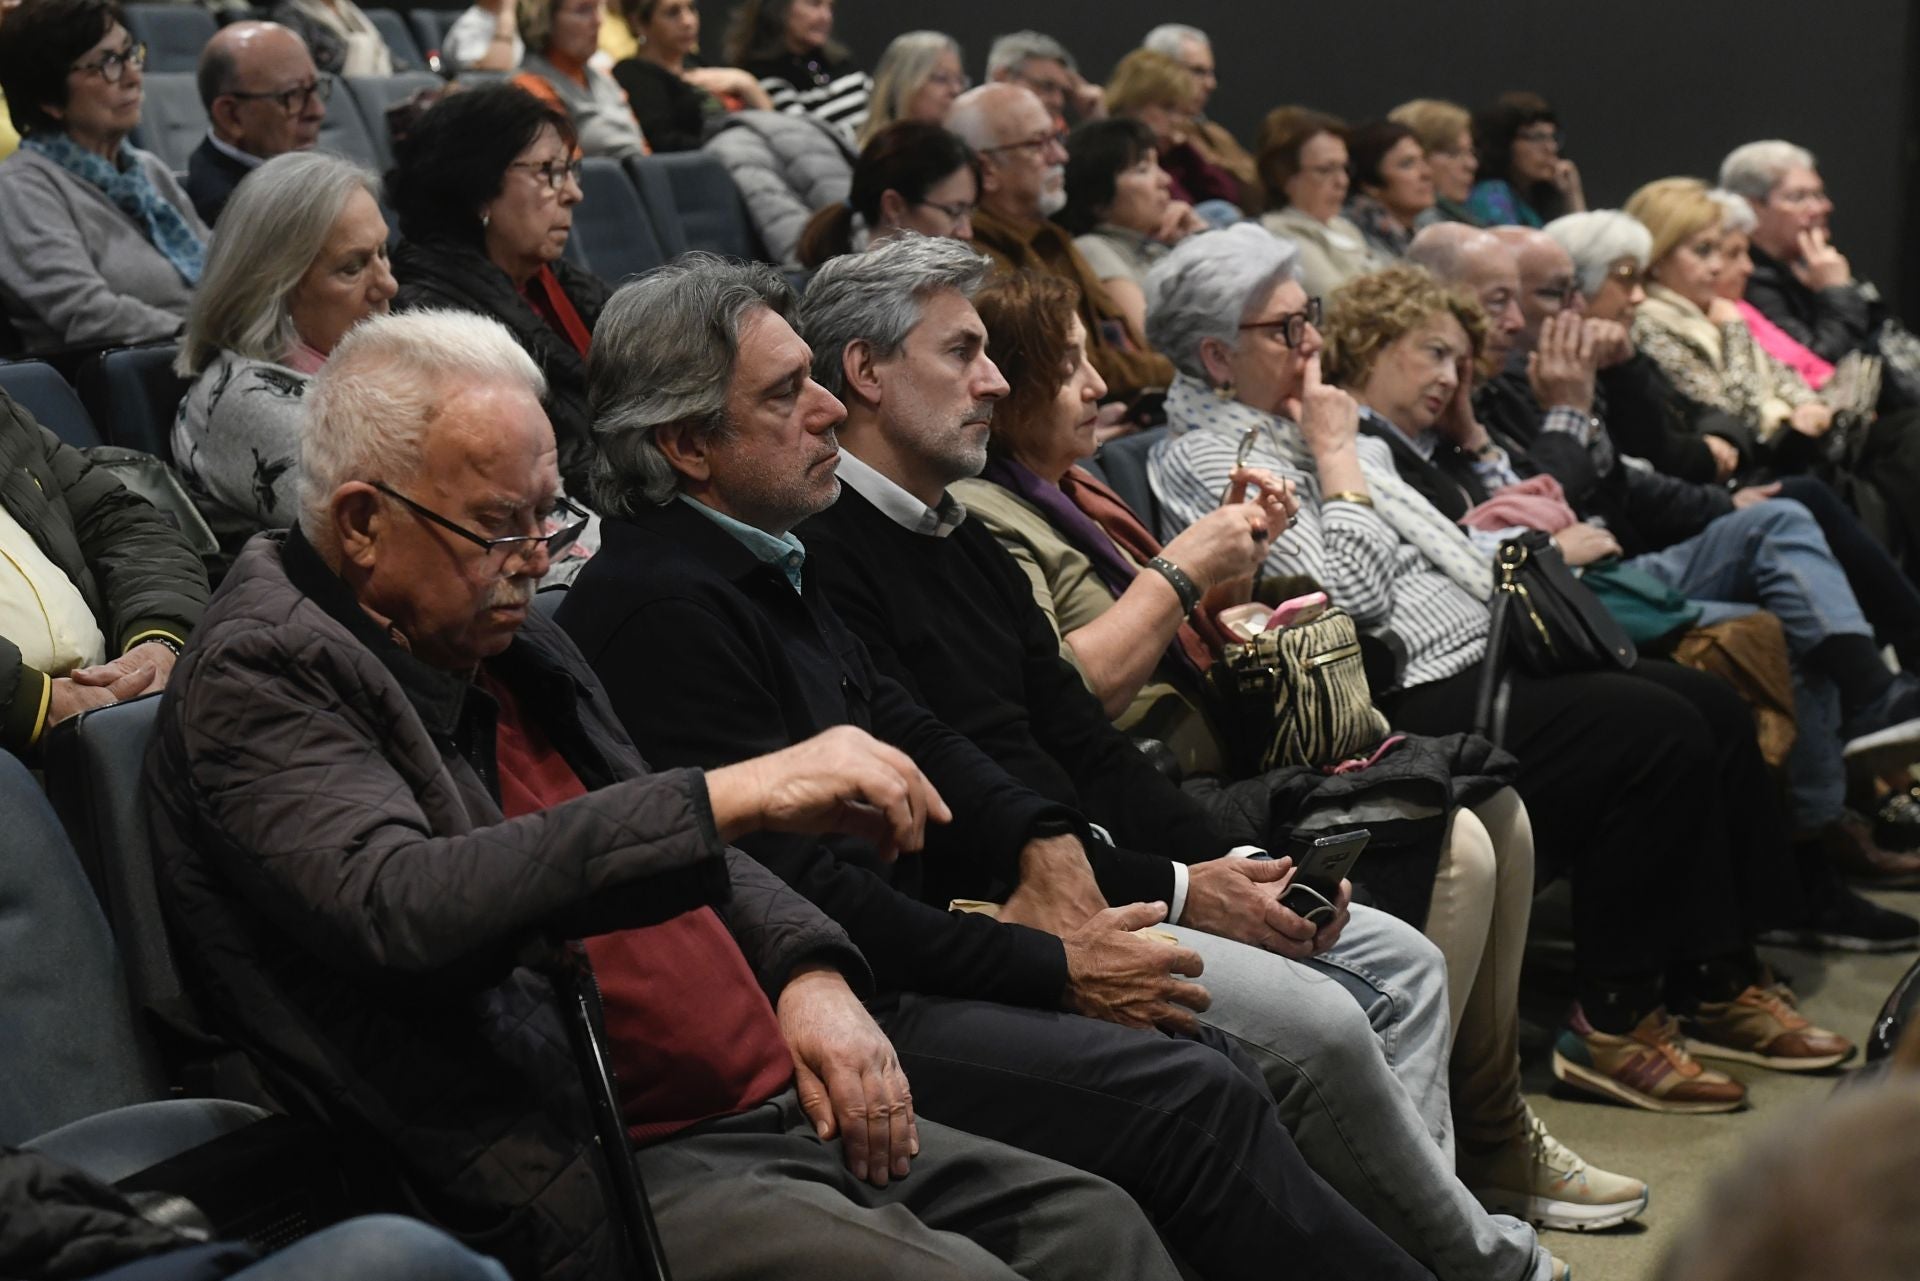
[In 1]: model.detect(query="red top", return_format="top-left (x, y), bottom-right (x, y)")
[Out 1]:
top-left (481, 669), bottom-right (793, 1144)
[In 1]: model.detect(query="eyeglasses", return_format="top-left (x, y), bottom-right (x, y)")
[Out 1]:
top-left (1604, 260), bottom-right (1645, 290)
top-left (1299, 161), bottom-right (1347, 180)
top-left (225, 75), bottom-right (332, 115)
top-left (925, 69), bottom-right (971, 92)
top-left (981, 130), bottom-right (1066, 157)
top-left (1514, 126), bottom-right (1563, 147)
top-left (71, 41), bottom-right (145, 82)
top-left (1773, 186), bottom-right (1829, 207)
top-left (371, 482), bottom-right (590, 567)
top-left (1237, 296), bottom-right (1323, 348)
top-left (915, 198), bottom-right (973, 224)
top-left (510, 158), bottom-right (584, 192)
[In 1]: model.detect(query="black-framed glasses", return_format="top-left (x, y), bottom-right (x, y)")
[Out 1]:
top-left (225, 75), bottom-right (332, 114)
top-left (980, 131), bottom-right (1066, 157)
top-left (1514, 126), bottom-right (1563, 147)
top-left (915, 198), bottom-right (974, 223)
top-left (71, 41), bottom-right (145, 82)
top-left (371, 481), bottom-right (589, 566)
top-left (1237, 296), bottom-right (1323, 348)
top-left (510, 158), bottom-right (584, 192)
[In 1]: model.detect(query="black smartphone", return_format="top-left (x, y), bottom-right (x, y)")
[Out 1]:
top-left (1279, 830), bottom-right (1369, 927)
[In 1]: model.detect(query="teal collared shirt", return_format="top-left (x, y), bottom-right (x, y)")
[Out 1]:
top-left (678, 494), bottom-right (806, 593)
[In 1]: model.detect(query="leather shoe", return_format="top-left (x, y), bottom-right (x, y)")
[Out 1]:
top-left (1820, 811), bottom-right (1920, 888)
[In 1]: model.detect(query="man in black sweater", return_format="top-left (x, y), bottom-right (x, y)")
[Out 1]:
top-left (558, 253), bottom-right (1445, 1280)
top-left (779, 236), bottom-right (1557, 1281)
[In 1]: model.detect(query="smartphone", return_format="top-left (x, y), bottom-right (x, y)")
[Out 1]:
top-left (1280, 829), bottom-right (1369, 927)
top-left (1266, 590), bottom-right (1329, 630)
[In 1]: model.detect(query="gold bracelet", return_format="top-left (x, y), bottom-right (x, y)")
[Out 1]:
top-left (1322, 490), bottom-right (1374, 508)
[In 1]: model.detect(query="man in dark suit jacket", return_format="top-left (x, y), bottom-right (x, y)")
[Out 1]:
top-left (186, 22), bottom-right (327, 225)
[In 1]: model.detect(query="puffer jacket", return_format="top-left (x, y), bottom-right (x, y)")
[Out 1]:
top-left (144, 528), bottom-right (865, 1281)
top-left (391, 239), bottom-right (608, 498)
top-left (0, 390), bottom-right (208, 749)
top-left (703, 110), bottom-right (854, 268)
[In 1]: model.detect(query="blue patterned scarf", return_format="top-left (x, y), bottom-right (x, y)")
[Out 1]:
top-left (24, 133), bottom-right (204, 285)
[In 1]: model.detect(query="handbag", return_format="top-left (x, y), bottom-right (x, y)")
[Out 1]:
top-left (1473, 530), bottom-right (1636, 744)
top-left (1578, 559), bottom-right (1702, 648)
top-left (1208, 606), bottom-right (1391, 772)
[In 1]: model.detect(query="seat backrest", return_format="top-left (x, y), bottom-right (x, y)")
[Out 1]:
top-left (573, 158), bottom-right (670, 284)
top-left (636, 151), bottom-right (763, 261)
top-left (362, 7), bottom-right (425, 69)
top-left (0, 749), bottom-right (162, 1144)
top-left (124, 3), bottom-right (219, 73)
top-left (622, 155), bottom-right (686, 257)
top-left (1093, 425), bottom-right (1169, 532)
top-left (78, 343), bottom-right (189, 461)
top-left (314, 73), bottom-right (384, 170)
top-left (0, 360), bottom-right (103, 448)
top-left (344, 72), bottom-right (443, 172)
top-left (406, 8), bottom-right (460, 63)
top-left (130, 73), bottom-right (209, 177)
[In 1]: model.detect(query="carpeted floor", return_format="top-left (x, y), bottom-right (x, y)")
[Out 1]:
top-left (1516, 886), bottom-right (1920, 1281)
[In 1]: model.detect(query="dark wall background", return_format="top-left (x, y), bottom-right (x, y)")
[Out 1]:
top-left (833, 0), bottom-right (1915, 313)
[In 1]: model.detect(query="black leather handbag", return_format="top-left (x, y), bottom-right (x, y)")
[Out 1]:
top-left (1472, 530), bottom-right (1636, 745)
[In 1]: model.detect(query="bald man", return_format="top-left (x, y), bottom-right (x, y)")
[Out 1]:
top-left (188, 22), bottom-right (327, 225)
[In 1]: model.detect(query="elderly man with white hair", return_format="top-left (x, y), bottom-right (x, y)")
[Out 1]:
top-left (1139, 22), bottom-right (1259, 211)
top-left (144, 306), bottom-right (1191, 1281)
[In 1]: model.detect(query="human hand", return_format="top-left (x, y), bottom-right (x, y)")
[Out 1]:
top-left (1527, 312), bottom-right (1596, 414)
top-left (1178, 855), bottom-right (1310, 952)
top-left (1225, 466), bottom-right (1298, 536)
top-left (1301, 878), bottom-right (1352, 954)
top-left (1068, 70), bottom-right (1107, 122)
top-left (1433, 356), bottom-right (1488, 451)
top-left (1705, 296), bottom-right (1744, 327)
top-left (1551, 522), bottom-right (1622, 566)
top-left (707, 725), bottom-right (950, 858)
top-left (1788, 402), bottom-right (1835, 438)
top-left (1704, 433), bottom-right (1741, 480)
top-left (1154, 200), bottom-right (1207, 244)
top-left (1582, 317), bottom-right (1635, 368)
top-left (778, 965), bottom-right (917, 1187)
top-left (1553, 158), bottom-right (1586, 210)
top-left (46, 676), bottom-right (119, 727)
top-left (68, 640), bottom-right (177, 700)
top-left (1292, 355), bottom-right (1361, 458)
top-left (1060, 901), bottom-right (1210, 1032)
top-left (1795, 227), bottom-right (1852, 290)
top-left (1732, 481), bottom-right (1782, 509)
top-left (997, 834), bottom-right (1109, 936)
top-left (1162, 504), bottom-right (1270, 592)
top-left (1092, 401), bottom-right (1137, 447)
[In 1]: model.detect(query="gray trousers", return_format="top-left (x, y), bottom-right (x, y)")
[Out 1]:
top-left (633, 1089), bottom-right (1183, 1281)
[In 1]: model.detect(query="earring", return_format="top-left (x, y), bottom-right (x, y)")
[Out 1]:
top-left (481, 209), bottom-right (491, 229)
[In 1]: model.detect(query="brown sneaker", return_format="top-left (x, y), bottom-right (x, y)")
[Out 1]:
top-left (1462, 1106), bottom-right (1649, 1232)
top-left (1551, 1005), bottom-right (1746, 1114)
top-left (1684, 982), bottom-right (1855, 1072)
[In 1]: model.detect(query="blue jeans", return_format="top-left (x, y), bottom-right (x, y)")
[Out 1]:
top-left (1627, 499), bottom-right (1868, 827)
top-left (230, 1217), bottom-right (508, 1281)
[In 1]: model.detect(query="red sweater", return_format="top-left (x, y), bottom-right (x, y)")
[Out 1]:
top-left (483, 669), bottom-right (793, 1144)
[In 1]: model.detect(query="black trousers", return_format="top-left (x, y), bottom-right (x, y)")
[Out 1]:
top-left (1384, 659), bottom-right (1793, 981)
top-left (1777, 474), bottom-right (1920, 652)
top-left (874, 992), bottom-right (1432, 1281)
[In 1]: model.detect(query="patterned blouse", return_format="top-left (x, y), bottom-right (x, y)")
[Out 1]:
top-left (173, 351), bottom-right (311, 560)
top-left (1631, 284), bottom-right (1815, 442)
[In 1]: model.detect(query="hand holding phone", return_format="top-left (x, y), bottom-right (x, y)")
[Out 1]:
top-left (1278, 830), bottom-right (1368, 928)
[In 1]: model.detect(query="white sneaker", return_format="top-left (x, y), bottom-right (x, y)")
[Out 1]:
top-left (1465, 1107), bottom-right (1649, 1232)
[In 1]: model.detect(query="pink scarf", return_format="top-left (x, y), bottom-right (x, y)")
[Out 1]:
top-left (1735, 298), bottom-right (1833, 390)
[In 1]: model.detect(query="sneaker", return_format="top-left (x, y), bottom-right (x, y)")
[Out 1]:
top-left (1821, 811), bottom-right (1920, 888)
top-left (1549, 1256), bottom-right (1572, 1281)
top-left (1551, 1005), bottom-right (1746, 1114)
top-left (1463, 1107), bottom-right (1649, 1232)
top-left (1873, 791), bottom-right (1920, 853)
top-left (1684, 982), bottom-right (1854, 1072)
top-left (1757, 883), bottom-right (1920, 953)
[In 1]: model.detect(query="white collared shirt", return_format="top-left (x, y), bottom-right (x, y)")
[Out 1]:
top-left (833, 448), bottom-right (968, 538)
top-left (206, 131), bottom-right (266, 171)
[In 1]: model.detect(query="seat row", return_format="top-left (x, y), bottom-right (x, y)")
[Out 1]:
top-left (121, 2), bottom-right (461, 74)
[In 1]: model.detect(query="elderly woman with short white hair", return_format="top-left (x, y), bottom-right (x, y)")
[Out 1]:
top-left (174, 151), bottom-right (395, 567)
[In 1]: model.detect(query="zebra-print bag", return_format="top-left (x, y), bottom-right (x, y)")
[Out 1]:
top-left (1209, 606), bottom-right (1391, 772)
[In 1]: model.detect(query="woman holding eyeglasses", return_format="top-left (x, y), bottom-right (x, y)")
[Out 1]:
top-left (1254, 107), bottom-right (1386, 301)
top-left (1466, 92), bottom-right (1583, 229)
top-left (856, 30), bottom-right (965, 149)
top-left (388, 85), bottom-right (606, 505)
top-left (0, 0), bottom-right (207, 351)
top-left (796, 121), bottom-right (975, 268)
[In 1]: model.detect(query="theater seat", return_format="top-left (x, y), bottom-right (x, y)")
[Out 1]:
top-left (0, 359), bottom-right (103, 447)
top-left (632, 151), bottom-right (766, 262)
top-left (345, 72), bottom-right (444, 171)
top-left (314, 74), bottom-right (385, 170)
top-left (1093, 425), bottom-right (1169, 532)
top-left (362, 7), bottom-right (425, 70)
top-left (574, 158), bottom-right (670, 284)
top-left (406, 8), bottom-right (462, 66)
top-left (130, 73), bottom-right (209, 177)
top-left (78, 343), bottom-right (188, 461)
top-left (124, 2), bottom-right (219, 73)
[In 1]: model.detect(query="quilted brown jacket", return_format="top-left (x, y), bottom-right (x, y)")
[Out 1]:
top-left (144, 528), bottom-right (865, 1281)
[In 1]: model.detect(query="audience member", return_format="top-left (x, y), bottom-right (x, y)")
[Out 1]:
top-left (145, 305), bottom-right (1184, 1281)
top-left (1709, 186), bottom-right (1837, 389)
top-left (607, 0), bottom-right (769, 149)
top-left (703, 105), bottom-right (854, 268)
top-left (1056, 119), bottom-right (1205, 339)
top-left (442, 0), bottom-right (521, 71)
top-left (186, 21), bottom-right (324, 226)
top-left (1140, 23), bottom-right (1260, 213)
top-left (1145, 225), bottom-right (1851, 1110)
top-left (1390, 97), bottom-right (1480, 225)
top-left (1345, 118), bottom-right (1433, 259)
top-left (561, 246), bottom-right (1440, 1281)
top-left (948, 82), bottom-right (1173, 400)
top-left (388, 85), bottom-right (603, 498)
top-left (1103, 48), bottom-right (1245, 224)
top-left (0, 389), bottom-right (208, 751)
top-left (1467, 92), bottom-right (1582, 228)
top-left (796, 119), bottom-right (974, 267)
top-left (984, 29), bottom-right (1102, 127)
top-left (1256, 107), bottom-right (1386, 298)
top-left (858, 29), bottom-right (964, 147)
top-left (0, 0), bottom-right (208, 351)
top-left (511, 0), bottom-right (649, 159)
top-left (174, 152), bottom-right (394, 565)
top-left (270, 0), bottom-right (392, 75)
top-left (784, 235), bottom-right (1575, 1281)
top-left (959, 267), bottom-right (1649, 1232)
top-left (727, 0), bottom-right (870, 145)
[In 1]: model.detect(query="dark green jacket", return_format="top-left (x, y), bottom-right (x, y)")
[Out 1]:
top-left (0, 390), bottom-right (209, 748)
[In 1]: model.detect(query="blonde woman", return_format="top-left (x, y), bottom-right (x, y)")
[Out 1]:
top-left (1389, 98), bottom-right (1480, 225)
top-left (1104, 47), bottom-right (1247, 220)
top-left (858, 30), bottom-right (964, 148)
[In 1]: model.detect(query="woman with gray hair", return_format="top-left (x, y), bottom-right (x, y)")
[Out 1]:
top-left (858, 30), bottom-right (966, 148)
top-left (174, 150), bottom-right (395, 567)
